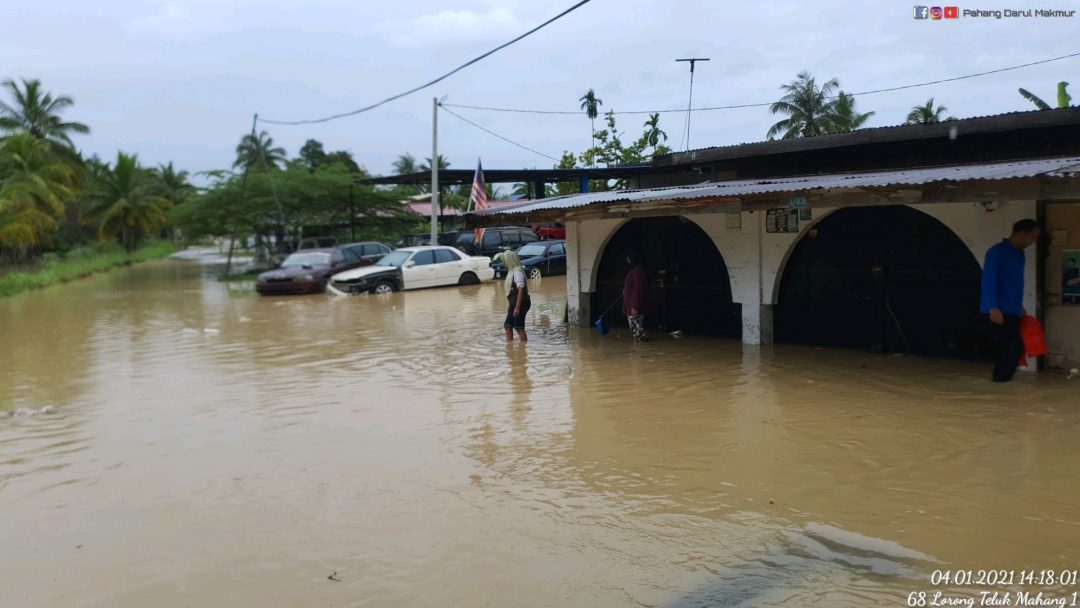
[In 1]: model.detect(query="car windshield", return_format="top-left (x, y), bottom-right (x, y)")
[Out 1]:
top-left (281, 252), bottom-right (331, 267)
top-left (517, 244), bottom-right (547, 258)
top-left (376, 250), bottom-right (412, 267)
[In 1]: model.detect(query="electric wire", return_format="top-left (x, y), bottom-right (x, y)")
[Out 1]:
top-left (258, 0), bottom-right (593, 126)
top-left (441, 50), bottom-right (1080, 116)
top-left (440, 105), bottom-right (560, 162)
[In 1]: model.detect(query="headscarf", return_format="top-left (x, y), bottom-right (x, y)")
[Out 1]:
top-left (495, 250), bottom-right (524, 291)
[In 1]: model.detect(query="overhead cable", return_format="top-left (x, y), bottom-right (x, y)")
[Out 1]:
top-left (258, 0), bottom-right (593, 125)
top-left (441, 50), bottom-right (1080, 116)
top-left (440, 105), bottom-right (560, 162)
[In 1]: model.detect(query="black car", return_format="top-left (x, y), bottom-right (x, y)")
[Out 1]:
top-left (491, 240), bottom-right (567, 279)
top-left (255, 241), bottom-right (390, 296)
top-left (454, 227), bottom-right (537, 258)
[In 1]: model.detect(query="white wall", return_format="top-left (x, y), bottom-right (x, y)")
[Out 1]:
top-left (566, 201), bottom-right (1039, 364)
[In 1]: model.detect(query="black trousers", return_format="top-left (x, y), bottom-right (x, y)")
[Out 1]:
top-left (989, 314), bottom-right (1024, 382)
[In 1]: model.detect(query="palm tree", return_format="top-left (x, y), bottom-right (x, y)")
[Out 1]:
top-left (234, 130), bottom-right (286, 171)
top-left (0, 78), bottom-right (89, 150)
top-left (0, 133), bottom-right (76, 252)
top-left (642, 112), bottom-right (668, 149)
top-left (154, 162), bottom-right (195, 205)
top-left (392, 153), bottom-right (419, 175)
top-left (419, 154), bottom-right (450, 173)
top-left (905, 98), bottom-right (955, 124)
top-left (579, 89), bottom-right (603, 165)
top-left (1019, 81), bottom-right (1073, 110)
top-left (826, 91), bottom-right (874, 133)
top-left (90, 152), bottom-right (171, 252)
top-left (767, 71), bottom-right (840, 140)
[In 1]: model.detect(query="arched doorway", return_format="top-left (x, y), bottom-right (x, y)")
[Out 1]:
top-left (592, 217), bottom-right (741, 337)
top-left (775, 205), bottom-right (987, 358)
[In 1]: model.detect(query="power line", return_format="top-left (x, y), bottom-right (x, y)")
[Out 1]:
top-left (258, 0), bottom-right (594, 126)
top-left (441, 50), bottom-right (1080, 116)
top-left (440, 105), bottom-right (560, 162)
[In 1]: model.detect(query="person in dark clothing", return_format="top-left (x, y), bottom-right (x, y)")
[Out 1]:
top-left (980, 219), bottom-right (1040, 382)
top-left (623, 250), bottom-right (648, 342)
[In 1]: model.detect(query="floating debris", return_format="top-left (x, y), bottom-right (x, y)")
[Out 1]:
top-left (327, 571), bottom-right (340, 582)
top-left (669, 330), bottom-right (683, 339)
top-left (11, 405), bottom-right (56, 417)
top-left (1068, 368), bottom-right (1079, 380)
top-left (203, 328), bottom-right (220, 335)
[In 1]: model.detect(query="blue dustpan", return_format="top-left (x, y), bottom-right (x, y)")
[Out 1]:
top-left (594, 315), bottom-right (609, 336)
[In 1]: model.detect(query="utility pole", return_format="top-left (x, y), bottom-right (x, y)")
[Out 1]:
top-left (676, 57), bottom-right (710, 151)
top-left (348, 183), bottom-right (356, 242)
top-left (225, 113), bottom-right (258, 278)
top-left (430, 97), bottom-right (439, 246)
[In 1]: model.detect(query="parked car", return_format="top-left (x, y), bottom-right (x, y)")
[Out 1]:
top-left (535, 223), bottom-right (566, 240)
top-left (491, 240), bottom-right (567, 279)
top-left (327, 246), bottom-right (495, 295)
top-left (454, 227), bottom-right (537, 257)
top-left (297, 236), bottom-right (338, 250)
top-left (255, 242), bottom-right (388, 295)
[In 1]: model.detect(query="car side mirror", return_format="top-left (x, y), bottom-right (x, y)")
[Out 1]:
top-left (404, 261), bottom-right (415, 268)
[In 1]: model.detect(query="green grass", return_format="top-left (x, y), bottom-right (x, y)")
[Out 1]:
top-left (0, 241), bottom-right (177, 298)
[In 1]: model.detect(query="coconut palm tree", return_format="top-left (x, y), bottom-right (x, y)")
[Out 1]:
top-left (579, 89), bottom-right (603, 165)
top-left (0, 132), bottom-right (76, 252)
top-left (234, 130), bottom-right (286, 171)
top-left (90, 152), bottom-right (171, 252)
top-left (767, 72), bottom-right (840, 140)
top-left (0, 78), bottom-right (89, 150)
top-left (905, 98), bottom-right (955, 124)
top-left (419, 154), bottom-right (450, 173)
top-left (154, 162), bottom-right (195, 205)
top-left (826, 91), bottom-right (874, 133)
top-left (392, 153), bottom-right (419, 175)
top-left (1019, 81), bottom-right (1072, 110)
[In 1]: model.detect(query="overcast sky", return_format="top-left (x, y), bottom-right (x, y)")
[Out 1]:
top-left (3, 0), bottom-right (1078, 185)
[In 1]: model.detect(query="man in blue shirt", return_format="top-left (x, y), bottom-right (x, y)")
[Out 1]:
top-left (980, 219), bottom-right (1040, 382)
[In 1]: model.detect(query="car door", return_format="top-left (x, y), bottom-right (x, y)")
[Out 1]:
top-left (339, 247), bottom-right (366, 271)
top-left (402, 250), bottom-right (436, 289)
top-left (549, 242), bottom-right (567, 275)
top-left (432, 248), bottom-right (465, 286)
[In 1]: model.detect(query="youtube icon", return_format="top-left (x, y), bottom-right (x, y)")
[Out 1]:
top-left (944, 6), bottom-right (959, 18)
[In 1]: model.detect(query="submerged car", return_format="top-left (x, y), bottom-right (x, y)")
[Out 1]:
top-left (491, 240), bottom-right (567, 279)
top-left (255, 243), bottom-right (386, 295)
top-left (328, 246), bottom-right (495, 295)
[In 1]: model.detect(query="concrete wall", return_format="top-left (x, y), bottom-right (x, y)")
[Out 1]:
top-left (1045, 202), bottom-right (1080, 369)
top-left (565, 200), bottom-right (1039, 363)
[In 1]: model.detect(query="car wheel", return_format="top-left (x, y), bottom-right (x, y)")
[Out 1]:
top-left (458, 272), bottom-right (479, 285)
top-left (372, 281), bottom-right (395, 295)
top-left (528, 267), bottom-right (543, 280)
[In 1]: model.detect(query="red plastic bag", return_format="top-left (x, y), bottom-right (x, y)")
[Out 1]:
top-left (1019, 314), bottom-right (1048, 366)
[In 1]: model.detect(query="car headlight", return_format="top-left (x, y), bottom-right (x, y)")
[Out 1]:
top-left (295, 274), bottom-right (315, 282)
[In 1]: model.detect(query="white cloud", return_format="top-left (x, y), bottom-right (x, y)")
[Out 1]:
top-left (381, 7), bottom-right (521, 48)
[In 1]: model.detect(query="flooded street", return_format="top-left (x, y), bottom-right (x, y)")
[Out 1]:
top-left (2, 255), bottom-right (1080, 607)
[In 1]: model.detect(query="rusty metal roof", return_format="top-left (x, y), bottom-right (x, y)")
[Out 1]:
top-left (472, 156), bottom-right (1080, 217)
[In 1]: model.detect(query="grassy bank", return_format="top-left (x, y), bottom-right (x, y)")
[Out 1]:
top-left (0, 241), bottom-right (177, 298)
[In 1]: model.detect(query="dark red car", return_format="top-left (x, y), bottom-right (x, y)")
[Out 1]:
top-left (535, 223), bottom-right (566, 240)
top-left (255, 242), bottom-right (391, 295)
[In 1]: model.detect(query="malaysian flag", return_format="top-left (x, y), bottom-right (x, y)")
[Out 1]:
top-left (470, 159), bottom-right (488, 245)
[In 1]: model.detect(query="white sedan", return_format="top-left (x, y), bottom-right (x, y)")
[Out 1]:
top-left (327, 246), bottom-right (495, 295)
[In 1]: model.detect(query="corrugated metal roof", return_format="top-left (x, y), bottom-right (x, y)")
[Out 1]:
top-left (475, 156), bottom-right (1080, 217)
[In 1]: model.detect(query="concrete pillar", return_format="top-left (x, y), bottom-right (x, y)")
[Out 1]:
top-left (565, 221), bottom-right (591, 327)
top-left (741, 303), bottom-right (774, 345)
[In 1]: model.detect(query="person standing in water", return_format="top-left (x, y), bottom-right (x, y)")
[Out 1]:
top-left (497, 251), bottom-right (530, 342)
top-left (980, 218), bottom-right (1040, 382)
top-left (623, 249), bottom-right (648, 342)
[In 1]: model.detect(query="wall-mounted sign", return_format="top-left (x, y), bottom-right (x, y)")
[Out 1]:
top-left (788, 195), bottom-right (808, 209)
top-left (766, 208), bottom-right (800, 233)
top-left (798, 208), bottom-right (812, 222)
top-left (1065, 249), bottom-right (1080, 305)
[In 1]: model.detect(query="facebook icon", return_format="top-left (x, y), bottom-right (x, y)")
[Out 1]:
top-left (913, 5), bottom-right (930, 18)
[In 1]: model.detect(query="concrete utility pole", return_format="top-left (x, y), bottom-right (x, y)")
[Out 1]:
top-left (430, 97), bottom-right (440, 246)
top-left (676, 57), bottom-right (710, 151)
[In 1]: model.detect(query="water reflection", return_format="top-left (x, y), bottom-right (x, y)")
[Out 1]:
top-left (1, 258), bottom-right (1079, 607)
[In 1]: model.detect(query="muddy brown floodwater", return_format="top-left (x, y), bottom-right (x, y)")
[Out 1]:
top-left (2, 253), bottom-right (1080, 607)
